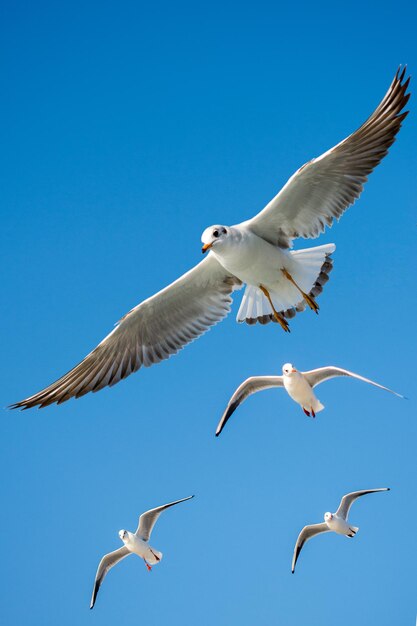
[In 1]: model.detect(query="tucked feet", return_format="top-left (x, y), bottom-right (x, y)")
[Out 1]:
top-left (143, 559), bottom-right (152, 571)
top-left (281, 268), bottom-right (319, 314)
top-left (303, 407), bottom-right (311, 417)
top-left (259, 285), bottom-right (290, 332)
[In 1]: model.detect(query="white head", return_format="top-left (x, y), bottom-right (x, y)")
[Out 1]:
top-left (201, 225), bottom-right (230, 254)
top-left (324, 512), bottom-right (333, 522)
top-left (282, 363), bottom-right (297, 376)
top-left (119, 529), bottom-right (128, 543)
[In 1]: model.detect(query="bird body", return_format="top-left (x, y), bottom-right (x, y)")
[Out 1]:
top-left (324, 514), bottom-right (358, 537)
top-left (283, 369), bottom-right (325, 416)
top-left (203, 225), bottom-right (308, 285)
top-left (203, 225), bottom-right (335, 323)
top-left (119, 531), bottom-right (163, 565)
top-left (204, 225), bottom-right (289, 283)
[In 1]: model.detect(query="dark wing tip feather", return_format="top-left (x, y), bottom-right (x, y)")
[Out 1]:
top-left (396, 65), bottom-right (408, 83)
top-left (90, 583), bottom-right (99, 609)
top-left (215, 401), bottom-right (239, 436)
top-left (9, 400), bottom-right (35, 411)
top-left (292, 545), bottom-right (302, 573)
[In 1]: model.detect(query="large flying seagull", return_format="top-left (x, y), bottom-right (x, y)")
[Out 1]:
top-left (11, 68), bottom-right (410, 409)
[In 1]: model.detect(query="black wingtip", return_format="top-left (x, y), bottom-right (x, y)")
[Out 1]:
top-left (215, 403), bottom-right (238, 437)
top-left (396, 65), bottom-right (408, 82)
top-left (8, 401), bottom-right (37, 411)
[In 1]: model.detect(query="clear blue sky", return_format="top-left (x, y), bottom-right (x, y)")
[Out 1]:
top-left (1, 1), bottom-right (416, 624)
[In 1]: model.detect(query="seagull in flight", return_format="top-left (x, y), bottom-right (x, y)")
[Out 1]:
top-left (215, 363), bottom-right (404, 436)
top-left (11, 68), bottom-right (410, 410)
top-left (90, 495), bottom-right (194, 609)
top-left (292, 488), bottom-right (389, 573)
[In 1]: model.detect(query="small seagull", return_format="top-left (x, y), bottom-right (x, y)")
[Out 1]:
top-left (292, 488), bottom-right (390, 573)
top-left (215, 363), bottom-right (404, 436)
top-left (10, 68), bottom-right (409, 410)
top-left (90, 495), bottom-right (194, 609)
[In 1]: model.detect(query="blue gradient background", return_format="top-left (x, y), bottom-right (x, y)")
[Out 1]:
top-left (1, 1), bottom-right (416, 625)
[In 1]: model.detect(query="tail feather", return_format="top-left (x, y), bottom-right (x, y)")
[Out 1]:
top-left (314, 399), bottom-right (325, 413)
top-left (148, 549), bottom-right (163, 564)
top-left (347, 526), bottom-right (359, 537)
top-left (237, 244), bottom-right (335, 325)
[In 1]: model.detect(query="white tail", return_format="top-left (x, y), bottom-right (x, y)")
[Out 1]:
top-left (236, 243), bottom-right (335, 324)
top-left (313, 399), bottom-right (325, 413)
top-left (148, 548), bottom-right (163, 564)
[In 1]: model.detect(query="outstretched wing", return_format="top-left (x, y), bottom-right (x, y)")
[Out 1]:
top-left (136, 495), bottom-right (194, 542)
top-left (11, 256), bottom-right (241, 409)
top-left (302, 366), bottom-right (404, 398)
top-left (292, 523), bottom-right (330, 573)
top-left (335, 488), bottom-right (390, 520)
top-left (90, 546), bottom-right (131, 609)
top-left (215, 376), bottom-right (284, 436)
top-left (244, 68), bottom-right (410, 248)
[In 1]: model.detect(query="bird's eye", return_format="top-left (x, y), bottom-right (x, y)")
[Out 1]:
top-left (213, 230), bottom-right (219, 238)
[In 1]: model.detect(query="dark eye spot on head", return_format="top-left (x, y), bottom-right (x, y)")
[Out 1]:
top-left (213, 230), bottom-right (219, 238)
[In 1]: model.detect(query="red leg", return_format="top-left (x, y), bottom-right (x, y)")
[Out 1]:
top-left (311, 408), bottom-right (316, 418)
top-left (303, 407), bottom-right (310, 417)
top-left (143, 558), bottom-right (152, 571)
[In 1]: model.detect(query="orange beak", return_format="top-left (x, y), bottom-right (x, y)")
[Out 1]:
top-left (291, 368), bottom-right (297, 373)
top-left (202, 242), bottom-right (213, 254)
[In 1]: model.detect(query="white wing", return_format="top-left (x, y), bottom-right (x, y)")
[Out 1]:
top-left (243, 68), bottom-right (410, 248)
top-left (215, 376), bottom-right (284, 436)
top-left (335, 488), bottom-right (390, 520)
top-left (302, 366), bottom-right (404, 398)
top-left (90, 546), bottom-right (131, 609)
top-left (11, 257), bottom-right (241, 409)
top-left (136, 495), bottom-right (194, 542)
top-left (292, 523), bottom-right (330, 573)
